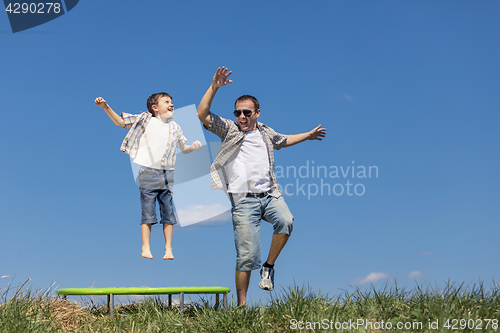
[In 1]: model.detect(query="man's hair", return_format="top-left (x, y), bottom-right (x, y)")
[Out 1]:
top-left (235, 95), bottom-right (260, 111)
top-left (147, 92), bottom-right (172, 114)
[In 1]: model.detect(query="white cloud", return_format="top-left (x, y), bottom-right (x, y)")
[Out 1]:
top-left (342, 93), bottom-right (354, 101)
top-left (405, 271), bottom-right (427, 279)
top-left (177, 204), bottom-right (231, 227)
top-left (336, 93), bottom-right (354, 101)
top-left (352, 272), bottom-right (389, 285)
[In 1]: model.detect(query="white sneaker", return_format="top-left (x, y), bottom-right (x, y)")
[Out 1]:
top-left (258, 266), bottom-right (274, 291)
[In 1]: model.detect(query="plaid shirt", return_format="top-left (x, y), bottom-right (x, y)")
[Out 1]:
top-left (206, 111), bottom-right (287, 198)
top-left (120, 112), bottom-right (187, 168)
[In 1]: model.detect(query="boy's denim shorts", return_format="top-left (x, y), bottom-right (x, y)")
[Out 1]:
top-left (138, 166), bottom-right (177, 225)
top-left (230, 194), bottom-right (294, 271)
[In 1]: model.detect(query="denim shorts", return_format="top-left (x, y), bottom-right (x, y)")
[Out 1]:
top-left (138, 166), bottom-right (177, 225)
top-left (231, 194), bottom-right (294, 271)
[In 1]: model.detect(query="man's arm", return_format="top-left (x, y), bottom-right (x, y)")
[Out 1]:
top-left (283, 124), bottom-right (326, 148)
top-left (95, 97), bottom-right (125, 127)
top-left (179, 140), bottom-right (202, 154)
top-left (197, 67), bottom-right (233, 127)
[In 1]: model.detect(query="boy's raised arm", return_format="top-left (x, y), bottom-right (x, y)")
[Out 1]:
top-left (95, 97), bottom-right (125, 127)
top-left (179, 140), bottom-right (202, 154)
top-left (197, 67), bottom-right (233, 127)
top-left (283, 124), bottom-right (326, 148)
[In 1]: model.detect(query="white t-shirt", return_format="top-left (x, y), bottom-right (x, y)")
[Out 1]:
top-left (133, 117), bottom-right (182, 170)
top-left (226, 129), bottom-right (272, 193)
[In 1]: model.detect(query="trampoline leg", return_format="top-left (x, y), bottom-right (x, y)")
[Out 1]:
top-left (215, 294), bottom-right (220, 309)
top-left (168, 294), bottom-right (172, 308)
top-left (223, 292), bottom-right (228, 311)
top-left (108, 294), bottom-right (114, 316)
top-left (180, 292), bottom-right (184, 313)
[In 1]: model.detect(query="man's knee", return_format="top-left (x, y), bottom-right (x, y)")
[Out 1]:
top-left (273, 215), bottom-right (294, 235)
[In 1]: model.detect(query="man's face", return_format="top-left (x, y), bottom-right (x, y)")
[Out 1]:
top-left (234, 100), bottom-right (260, 132)
top-left (153, 96), bottom-right (174, 120)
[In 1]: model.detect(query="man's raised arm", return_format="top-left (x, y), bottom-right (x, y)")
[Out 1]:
top-left (197, 67), bottom-right (233, 127)
top-left (283, 124), bottom-right (326, 147)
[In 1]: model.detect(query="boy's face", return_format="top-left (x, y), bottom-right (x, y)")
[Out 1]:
top-left (153, 96), bottom-right (174, 120)
top-left (235, 99), bottom-right (260, 132)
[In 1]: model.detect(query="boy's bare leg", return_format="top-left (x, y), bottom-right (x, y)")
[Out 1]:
top-left (163, 224), bottom-right (174, 260)
top-left (141, 224), bottom-right (153, 259)
top-left (265, 234), bottom-right (289, 265)
top-left (235, 270), bottom-right (251, 306)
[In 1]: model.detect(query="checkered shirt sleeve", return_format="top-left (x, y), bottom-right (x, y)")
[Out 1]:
top-left (119, 112), bottom-right (151, 159)
top-left (159, 120), bottom-right (188, 168)
top-left (121, 112), bottom-right (139, 129)
top-left (207, 111), bottom-right (233, 140)
top-left (260, 123), bottom-right (288, 150)
top-left (174, 124), bottom-right (188, 148)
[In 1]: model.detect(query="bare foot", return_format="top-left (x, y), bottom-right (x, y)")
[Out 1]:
top-left (142, 247), bottom-right (153, 259)
top-left (163, 247), bottom-right (174, 260)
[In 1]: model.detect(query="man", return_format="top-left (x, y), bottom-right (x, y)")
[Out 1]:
top-left (197, 67), bottom-right (326, 306)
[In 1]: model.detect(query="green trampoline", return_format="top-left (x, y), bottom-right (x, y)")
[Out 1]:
top-left (57, 286), bottom-right (231, 315)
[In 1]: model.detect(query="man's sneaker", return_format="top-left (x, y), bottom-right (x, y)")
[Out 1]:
top-left (259, 266), bottom-right (274, 291)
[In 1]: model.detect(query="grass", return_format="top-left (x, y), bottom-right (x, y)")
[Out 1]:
top-left (1, 280), bottom-right (499, 332)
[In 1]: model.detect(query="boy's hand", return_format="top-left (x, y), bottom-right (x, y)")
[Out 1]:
top-left (179, 141), bottom-right (202, 154)
top-left (95, 97), bottom-right (125, 127)
top-left (308, 125), bottom-right (327, 141)
top-left (191, 140), bottom-right (202, 150)
top-left (95, 97), bottom-right (108, 109)
top-left (212, 67), bottom-right (233, 89)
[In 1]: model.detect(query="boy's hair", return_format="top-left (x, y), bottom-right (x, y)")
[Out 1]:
top-left (147, 92), bottom-right (172, 114)
top-left (235, 95), bottom-right (260, 111)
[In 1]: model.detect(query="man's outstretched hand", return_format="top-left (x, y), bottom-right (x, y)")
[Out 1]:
top-left (284, 124), bottom-right (326, 147)
top-left (212, 67), bottom-right (233, 88)
top-left (197, 67), bottom-right (232, 127)
top-left (308, 125), bottom-right (326, 141)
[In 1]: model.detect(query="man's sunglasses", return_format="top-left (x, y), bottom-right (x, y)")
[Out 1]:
top-left (233, 109), bottom-right (255, 117)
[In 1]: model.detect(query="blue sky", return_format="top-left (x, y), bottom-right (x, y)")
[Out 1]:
top-left (1, 1), bottom-right (499, 305)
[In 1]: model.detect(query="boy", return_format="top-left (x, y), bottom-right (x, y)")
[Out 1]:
top-left (95, 93), bottom-right (201, 260)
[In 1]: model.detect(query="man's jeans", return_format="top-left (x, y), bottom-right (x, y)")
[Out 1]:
top-left (230, 195), bottom-right (293, 271)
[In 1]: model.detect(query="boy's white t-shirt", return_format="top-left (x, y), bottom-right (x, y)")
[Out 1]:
top-left (226, 129), bottom-right (272, 193)
top-left (133, 117), bottom-right (176, 170)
